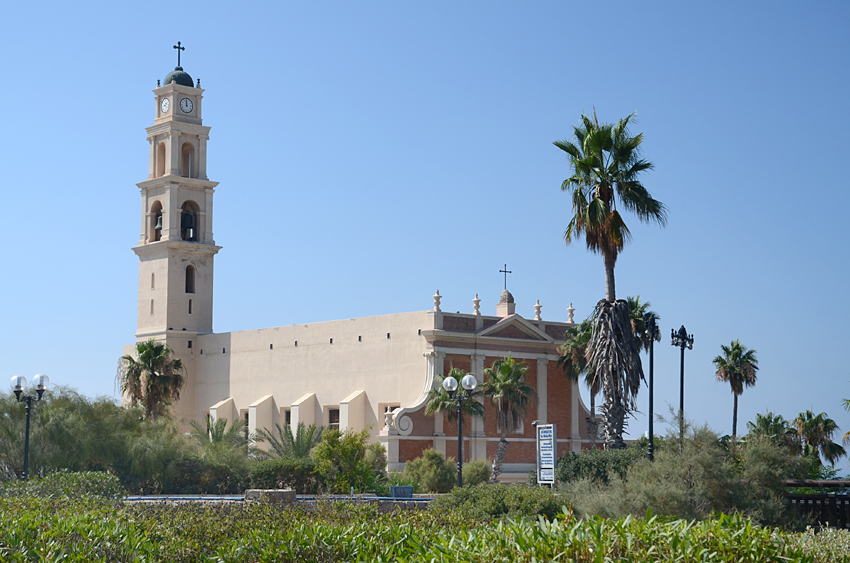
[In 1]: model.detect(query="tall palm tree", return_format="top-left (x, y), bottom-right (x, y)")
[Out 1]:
top-left (794, 410), bottom-right (847, 466)
top-left (555, 112), bottom-right (667, 449)
top-left (256, 422), bottom-right (324, 459)
top-left (117, 339), bottom-right (185, 421)
top-left (712, 340), bottom-right (759, 439)
top-left (482, 356), bottom-right (535, 481)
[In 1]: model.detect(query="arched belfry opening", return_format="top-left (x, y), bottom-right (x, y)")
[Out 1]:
top-left (181, 142), bottom-right (195, 178)
top-left (150, 201), bottom-right (163, 242)
top-left (185, 264), bottom-right (196, 293)
top-left (180, 201), bottom-right (200, 241)
top-left (156, 142), bottom-right (166, 178)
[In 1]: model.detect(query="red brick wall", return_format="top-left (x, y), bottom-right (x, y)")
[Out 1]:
top-left (399, 439), bottom-right (434, 462)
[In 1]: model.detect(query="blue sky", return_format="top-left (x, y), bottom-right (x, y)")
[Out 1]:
top-left (2, 2), bottom-right (848, 460)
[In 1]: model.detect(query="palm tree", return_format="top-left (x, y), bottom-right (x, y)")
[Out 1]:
top-left (117, 339), bottom-right (185, 421)
top-left (256, 422), bottom-right (324, 459)
top-left (558, 317), bottom-right (600, 443)
top-left (712, 340), bottom-right (759, 439)
top-left (424, 368), bottom-right (485, 423)
top-left (627, 296), bottom-right (658, 353)
top-left (843, 396), bottom-right (850, 448)
top-left (555, 112), bottom-right (667, 449)
top-left (794, 410), bottom-right (847, 466)
top-left (482, 356), bottom-right (535, 481)
top-left (745, 411), bottom-right (798, 451)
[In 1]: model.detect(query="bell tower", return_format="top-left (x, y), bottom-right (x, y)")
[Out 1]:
top-left (133, 43), bottom-right (220, 345)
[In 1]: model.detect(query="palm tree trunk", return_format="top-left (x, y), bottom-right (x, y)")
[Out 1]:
top-left (732, 393), bottom-right (738, 438)
top-left (490, 434), bottom-right (509, 483)
top-left (603, 251), bottom-right (616, 302)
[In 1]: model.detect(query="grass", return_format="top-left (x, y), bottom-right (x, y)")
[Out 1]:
top-left (1, 497), bottom-right (848, 562)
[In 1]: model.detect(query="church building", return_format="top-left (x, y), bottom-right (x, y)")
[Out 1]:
top-left (124, 51), bottom-right (593, 480)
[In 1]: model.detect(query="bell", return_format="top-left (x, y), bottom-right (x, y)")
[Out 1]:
top-left (181, 213), bottom-right (194, 229)
top-left (154, 215), bottom-right (163, 230)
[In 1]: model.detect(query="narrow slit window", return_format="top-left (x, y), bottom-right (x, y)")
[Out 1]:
top-left (188, 341), bottom-right (193, 349)
top-left (188, 299), bottom-right (193, 314)
top-left (418, 329), bottom-right (421, 336)
top-left (151, 273), bottom-right (155, 290)
top-left (150, 299), bottom-right (154, 315)
top-left (185, 265), bottom-right (195, 293)
top-left (223, 348), bottom-right (226, 354)
top-left (387, 333), bottom-right (391, 339)
top-left (358, 335), bottom-right (362, 342)
top-left (294, 341), bottom-right (298, 347)
top-left (270, 344), bottom-right (273, 350)
top-left (329, 338), bottom-right (333, 344)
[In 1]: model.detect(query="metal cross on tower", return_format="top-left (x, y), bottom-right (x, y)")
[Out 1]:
top-left (499, 264), bottom-right (512, 290)
top-left (173, 41), bottom-right (185, 66)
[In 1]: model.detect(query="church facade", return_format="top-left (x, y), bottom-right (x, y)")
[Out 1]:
top-left (124, 56), bottom-right (593, 480)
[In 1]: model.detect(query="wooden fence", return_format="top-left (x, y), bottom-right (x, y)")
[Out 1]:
top-left (785, 480), bottom-right (850, 529)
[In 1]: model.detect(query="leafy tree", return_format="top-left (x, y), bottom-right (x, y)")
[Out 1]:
top-left (793, 409), bottom-right (847, 466)
top-left (256, 422), bottom-right (323, 459)
top-left (482, 356), bottom-right (535, 481)
top-left (401, 449), bottom-right (456, 493)
top-left (425, 369), bottom-right (485, 423)
top-left (311, 428), bottom-right (386, 494)
top-left (188, 415), bottom-right (259, 468)
top-left (117, 339), bottom-right (185, 421)
top-left (554, 112), bottom-right (666, 449)
top-left (712, 340), bottom-right (759, 439)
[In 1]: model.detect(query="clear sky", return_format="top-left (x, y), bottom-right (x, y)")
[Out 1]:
top-left (2, 2), bottom-right (848, 463)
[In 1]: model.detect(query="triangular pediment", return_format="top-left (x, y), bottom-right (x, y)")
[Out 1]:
top-left (477, 314), bottom-right (553, 342)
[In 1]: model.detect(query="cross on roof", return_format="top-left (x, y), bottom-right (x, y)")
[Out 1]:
top-left (499, 264), bottom-right (512, 290)
top-left (173, 41), bottom-right (185, 66)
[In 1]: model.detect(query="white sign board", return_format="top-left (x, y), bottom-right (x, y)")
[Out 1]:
top-left (536, 423), bottom-right (557, 485)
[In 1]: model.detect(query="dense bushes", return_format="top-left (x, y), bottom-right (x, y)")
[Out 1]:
top-left (247, 458), bottom-right (320, 493)
top-left (0, 470), bottom-right (125, 501)
top-left (556, 443), bottom-right (644, 484)
top-left (430, 483), bottom-right (564, 521)
top-left (462, 458), bottom-right (492, 486)
top-left (402, 449), bottom-right (456, 493)
top-left (558, 426), bottom-right (811, 529)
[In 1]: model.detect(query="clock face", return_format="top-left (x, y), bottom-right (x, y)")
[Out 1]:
top-left (180, 98), bottom-right (194, 113)
top-left (160, 98), bottom-right (170, 113)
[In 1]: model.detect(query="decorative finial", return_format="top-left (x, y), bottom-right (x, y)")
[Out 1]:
top-left (173, 41), bottom-right (185, 67)
top-left (567, 302), bottom-right (575, 324)
top-left (499, 264), bottom-right (512, 290)
top-left (196, 78), bottom-right (201, 88)
top-left (534, 300), bottom-right (542, 321)
top-left (472, 294), bottom-right (481, 316)
top-left (433, 290), bottom-right (442, 312)
top-left (157, 79), bottom-right (161, 87)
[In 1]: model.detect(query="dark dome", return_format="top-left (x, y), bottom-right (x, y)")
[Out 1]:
top-left (164, 66), bottom-right (193, 87)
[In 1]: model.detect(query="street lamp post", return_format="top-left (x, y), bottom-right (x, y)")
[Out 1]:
top-left (10, 374), bottom-right (50, 480)
top-left (645, 317), bottom-right (661, 461)
top-left (442, 372), bottom-right (478, 488)
top-left (670, 326), bottom-right (694, 452)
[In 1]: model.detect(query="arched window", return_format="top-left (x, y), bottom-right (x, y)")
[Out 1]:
top-left (180, 201), bottom-right (200, 241)
top-left (185, 265), bottom-right (195, 293)
top-left (150, 201), bottom-right (163, 242)
top-left (156, 142), bottom-right (166, 177)
top-left (181, 142), bottom-right (195, 178)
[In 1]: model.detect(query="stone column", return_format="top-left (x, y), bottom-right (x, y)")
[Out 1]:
top-left (425, 350), bottom-right (446, 454)
top-left (536, 358), bottom-right (548, 424)
top-left (198, 134), bottom-right (209, 180)
top-left (204, 187), bottom-right (215, 243)
top-left (470, 353), bottom-right (487, 461)
top-left (167, 132), bottom-right (180, 176)
top-left (148, 136), bottom-right (155, 179)
top-left (571, 376), bottom-right (582, 452)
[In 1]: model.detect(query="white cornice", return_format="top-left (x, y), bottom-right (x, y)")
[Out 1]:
top-left (137, 176), bottom-right (218, 190)
top-left (132, 241), bottom-right (221, 258)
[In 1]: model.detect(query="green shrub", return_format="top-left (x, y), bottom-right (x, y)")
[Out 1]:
top-left (462, 458), bottom-right (492, 486)
top-left (402, 449), bottom-right (456, 493)
top-left (247, 457), bottom-right (320, 493)
top-left (556, 443), bottom-right (644, 484)
top-left (0, 470), bottom-right (125, 501)
top-left (430, 483), bottom-right (565, 521)
top-left (311, 428), bottom-right (386, 494)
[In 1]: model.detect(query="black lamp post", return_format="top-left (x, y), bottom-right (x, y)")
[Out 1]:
top-left (645, 317), bottom-right (661, 461)
top-left (670, 326), bottom-right (694, 452)
top-left (442, 372), bottom-right (478, 488)
top-left (10, 374), bottom-right (50, 480)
